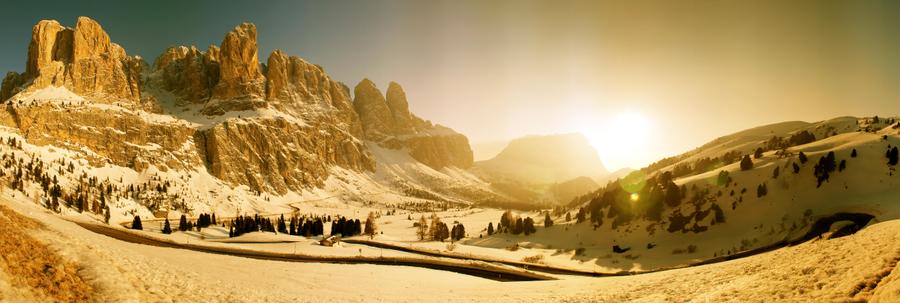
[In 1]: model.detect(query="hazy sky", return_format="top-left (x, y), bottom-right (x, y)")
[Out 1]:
top-left (1, 0), bottom-right (898, 170)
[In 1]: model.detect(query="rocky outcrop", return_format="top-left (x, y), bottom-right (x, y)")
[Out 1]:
top-left (1, 17), bottom-right (142, 104)
top-left (353, 80), bottom-right (473, 169)
top-left (153, 46), bottom-right (219, 104)
top-left (201, 119), bottom-right (373, 194)
top-left (401, 132), bottom-right (474, 169)
top-left (263, 50), bottom-right (362, 136)
top-left (0, 72), bottom-right (24, 102)
top-left (211, 23), bottom-right (264, 102)
top-left (353, 79), bottom-right (395, 140)
top-left (385, 82), bottom-right (416, 133)
top-left (0, 104), bottom-right (199, 172)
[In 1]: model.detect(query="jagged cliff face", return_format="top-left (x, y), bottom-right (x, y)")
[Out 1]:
top-left (153, 45), bottom-right (219, 105)
top-left (352, 79), bottom-right (474, 170)
top-left (0, 16), bottom-right (474, 198)
top-left (2, 17), bottom-right (142, 105)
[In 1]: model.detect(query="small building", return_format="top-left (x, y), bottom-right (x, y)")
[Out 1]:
top-left (319, 235), bottom-right (340, 247)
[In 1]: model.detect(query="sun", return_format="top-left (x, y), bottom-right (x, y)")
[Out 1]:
top-left (576, 110), bottom-right (656, 170)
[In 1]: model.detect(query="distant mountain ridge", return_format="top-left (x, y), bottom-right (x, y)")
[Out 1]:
top-left (476, 133), bottom-right (608, 184)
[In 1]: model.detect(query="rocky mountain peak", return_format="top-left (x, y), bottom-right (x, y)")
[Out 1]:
top-left (2, 16), bottom-right (141, 103)
top-left (211, 22), bottom-right (264, 102)
top-left (386, 81), bottom-right (414, 132)
top-left (353, 78), bottom-right (394, 140)
top-left (352, 78), bottom-right (473, 169)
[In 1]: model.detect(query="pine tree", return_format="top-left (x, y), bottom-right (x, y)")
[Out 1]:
top-left (436, 222), bottom-right (449, 242)
top-left (416, 215), bottom-right (428, 240)
top-left (162, 218), bottom-right (172, 234)
top-left (565, 212), bottom-right (571, 222)
top-left (753, 147), bottom-right (764, 159)
top-left (889, 147), bottom-right (899, 166)
top-left (772, 166), bottom-right (780, 179)
top-left (523, 217), bottom-right (536, 235)
top-left (178, 214), bottom-right (188, 231)
top-left (851, 149), bottom-right (857, 158)
top-left (756, 183), bottom-right (768, 198)
top-left (799, 151), bottom-right (808, 164)
top-left (429, 216), bottom-right (442, 240)
top-left (500, 210), bottom-right (514, 231)
top-left (740, 155), bottom-right (753, 171)
top-left (487, 222), bottom-right (494, 235)
top-left (277, 214), bottom-right (287, 234)
top-left (132, 216), bottom-right (143, 230)
top-left (512, 217), bottom-right (524, 235)
top-left (793, 162), bottom-right (800, 174)
top-left (544, 213), bottom-right (553, 228)
top-left (664, 181), bottom-right (682, 207)
top-left (839, 159), bottom-right (846, 172)
top-left (364, 212), bottom-right (378, 239)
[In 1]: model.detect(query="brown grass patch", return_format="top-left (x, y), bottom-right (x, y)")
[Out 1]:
top-left (0, 205), bottom-right (93, 302)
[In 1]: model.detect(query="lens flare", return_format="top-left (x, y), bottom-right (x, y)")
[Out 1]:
top-left (630, 193), bottom-right (640, 202)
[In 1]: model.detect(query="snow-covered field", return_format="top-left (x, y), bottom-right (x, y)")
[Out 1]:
top-left (2, 188), bottom-right (899, 302)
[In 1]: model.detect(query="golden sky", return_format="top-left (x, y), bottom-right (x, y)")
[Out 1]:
top-left (371, 1), bottom-right (900, 170)
top-left (1, 0), bottom-right (898, 170)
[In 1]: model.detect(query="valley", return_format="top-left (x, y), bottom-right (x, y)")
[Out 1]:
top-left (0, 15), bottom-right (898, 303)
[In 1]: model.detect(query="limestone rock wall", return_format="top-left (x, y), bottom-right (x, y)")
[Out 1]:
top-left (0, 16), bottom-right (474, 197)
top-left (352, 80), bottom-right (474, 169)
top-left (2, 17), bottom-right (142, 104)
top-left (201, 119), bottom-right (373, 194)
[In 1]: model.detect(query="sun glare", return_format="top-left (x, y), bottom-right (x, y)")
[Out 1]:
top-left (577, 110), bottom-right (656, 170)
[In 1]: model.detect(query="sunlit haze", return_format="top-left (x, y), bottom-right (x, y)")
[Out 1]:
top-left (1, 0), bottom-right (898, 171)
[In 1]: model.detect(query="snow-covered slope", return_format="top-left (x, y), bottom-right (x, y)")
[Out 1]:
top-left (469, 119), bottom-right (900, 273)
top-left (2, 189), bottom-right (898, 302)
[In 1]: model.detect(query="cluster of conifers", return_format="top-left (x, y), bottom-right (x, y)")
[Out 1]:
top-left (130, 212), bottom-right (366, 239)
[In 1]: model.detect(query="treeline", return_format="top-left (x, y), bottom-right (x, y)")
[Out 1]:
top-left (488, 211), bottom-right (538, 236)
top-left (414, 214), bottom-right (465, 242)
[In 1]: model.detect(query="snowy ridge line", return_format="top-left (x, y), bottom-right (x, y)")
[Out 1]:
top-left (71, 220), bottom-right (556, 282)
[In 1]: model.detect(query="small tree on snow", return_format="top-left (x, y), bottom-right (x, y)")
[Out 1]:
top-left (364, 212), bottom-right (378, 239)
top-left (179, 214), bottom-right (188, 232)
top-left (416, 215), bottom-right (428, 240)
top-left (162, 218), bottom-right (172, 234)
top-left (740, 155), bottom-right (753, 171)
top-left (132, 216), bottom-right (143, 230)
top-left (544, 213), bottom-right (553, 228)
top-left (888, 147), bottom-right (899, 166)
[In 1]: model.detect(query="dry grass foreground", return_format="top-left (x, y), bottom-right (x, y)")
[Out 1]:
top-left (0, 205), bottom-right (93, 302)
